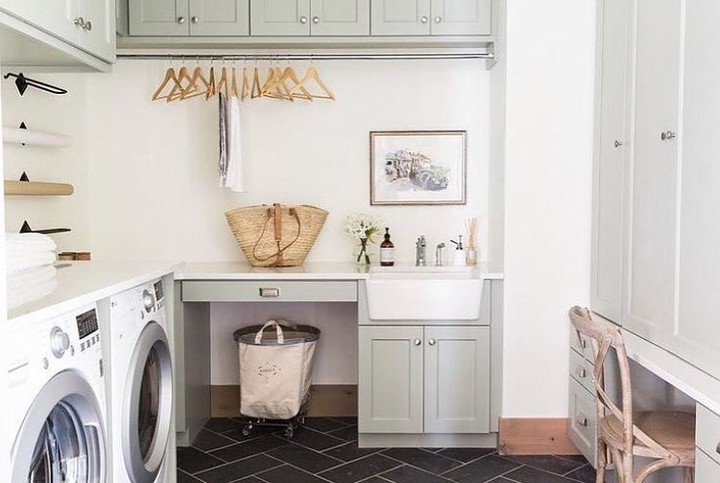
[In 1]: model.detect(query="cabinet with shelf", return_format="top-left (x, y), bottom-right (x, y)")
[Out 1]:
top-left (370, 0), bottom-right (492, 36)
top-left (128, 0), bottom-right (248, 36)
top-left (250, 0), bottom-right (369, 36)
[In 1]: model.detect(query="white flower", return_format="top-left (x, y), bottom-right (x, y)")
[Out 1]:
top-left (344, 213), bottom-right (383, 243)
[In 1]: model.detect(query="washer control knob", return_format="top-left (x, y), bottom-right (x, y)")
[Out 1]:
top-left (50, 327), bottom-right (70, 359)
top-left (142, 290), bottom-right (155, 312)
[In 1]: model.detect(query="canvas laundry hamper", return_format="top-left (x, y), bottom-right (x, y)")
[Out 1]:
top-left (233, 320), bottom-right (320, 420)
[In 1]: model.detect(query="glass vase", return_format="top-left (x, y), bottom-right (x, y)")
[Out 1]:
top-left (355, 238), bottom-right (372, 265)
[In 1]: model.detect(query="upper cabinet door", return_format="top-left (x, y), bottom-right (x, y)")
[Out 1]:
top-left (590, 0), bottom-right (630, 323)
top-left (78, 0), bottom-right (115, 61)
top-left (310, 0), bottom-right (369, 36)
top-left (189, 0), bottom-right (249, 35)
top-left (250, 0), bottom-right (310, 36)
top-left (674, 0), bottom-right (720, 381)
top-left (430, 0), bottom-right (491, 36)
top-left (370, 0), bottom-right (431, 36)
top-left (0, 0), bottom-right (77, 44)
top-left (622, 0), bottom-right (683, 345)
top-left (128, 0), bottom-right (189, 35)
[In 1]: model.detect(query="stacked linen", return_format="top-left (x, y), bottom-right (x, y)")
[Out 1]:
top-left (6, 233), bottom-right (58, 309)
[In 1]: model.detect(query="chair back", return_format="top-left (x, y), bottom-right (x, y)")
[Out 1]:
top-left (568, 306), bottom-right (673, 458)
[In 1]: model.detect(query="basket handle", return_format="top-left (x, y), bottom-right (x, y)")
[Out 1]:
top-left (251, 205), bottom-right (302, 266)
top-left (255, 319), bottom-right (285, 344)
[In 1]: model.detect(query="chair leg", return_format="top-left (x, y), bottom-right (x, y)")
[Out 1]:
top-left (596, 439), bottom-right (607, 483)
top-left (683, 467), bottom-right (693, 483)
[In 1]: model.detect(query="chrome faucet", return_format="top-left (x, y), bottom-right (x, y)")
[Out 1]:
top-left (435, 243), bottom-right (445, 266)
top-left (415, 236), bottom-right (427, 266)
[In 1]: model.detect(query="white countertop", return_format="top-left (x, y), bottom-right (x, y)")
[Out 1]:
top-left (176, 261), bottom-right (505, 280)
top-left (8, 260), bottom-right (182, 326)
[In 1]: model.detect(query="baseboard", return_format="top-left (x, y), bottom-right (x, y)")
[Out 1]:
top-left (211, 384), bottom-right (358, 418)
top-left (498, 418), bottom-right (581, 455)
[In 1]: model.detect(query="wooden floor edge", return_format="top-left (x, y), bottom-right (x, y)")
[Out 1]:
top-left (497, 418), bottom-right (581, 455)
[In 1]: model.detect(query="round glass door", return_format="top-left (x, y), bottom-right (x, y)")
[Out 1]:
top-left (12, 373), bottom-right (105, 483)
top-left (123, 322), bottom-right (173, 483)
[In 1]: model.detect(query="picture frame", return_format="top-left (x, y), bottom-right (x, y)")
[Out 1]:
top-left (370, 130), bottom-right (467, 205)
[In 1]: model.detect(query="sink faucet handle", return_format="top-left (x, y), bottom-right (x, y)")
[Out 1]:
top-left (417, 235), bottom-right (426, 247)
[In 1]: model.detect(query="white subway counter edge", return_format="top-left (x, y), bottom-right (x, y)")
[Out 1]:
top-left (7, 260), bottom-right (183, 326)
top-left (176, 261), bottom-right (505, 281)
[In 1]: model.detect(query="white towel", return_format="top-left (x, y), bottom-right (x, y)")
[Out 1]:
top-left (6, 252), bottom-right (56, 273)
top-left (7, 277), bottom-right (58, 310)
top-left (6, 233), bottom-right (57, 254)
top-left (223, 94), bottom-right (245, 192)
top-left (7, 265), bottom-right (57, 291)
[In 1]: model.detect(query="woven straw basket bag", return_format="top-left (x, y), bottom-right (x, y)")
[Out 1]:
top-left (225, 203), bottom-right (328, 267)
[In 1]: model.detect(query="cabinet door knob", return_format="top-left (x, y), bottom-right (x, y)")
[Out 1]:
top-left (420, 16), bottom-right (429, 24)
top-left (413, 338), bottom-right (422, 346)
top-left (434, 16), bottom-right (443, 23)
top-left (177, 16), bottom-right (186, 24)
top-left (614, 140), bottom-right (623, 148)
top-left (191, 16), bottom-right (199, 23)
top-left (428, 338), bottom-right (436, 346)
top-left (299, 16), bottom-right (308, 24)
top-left (312, 16), bottom-right (320, 24)
top-left (661, 130), bottom-right (676, 141)
top-left (84, 20), bottom-right (92, 31)
top-left (74, 16), bottom-right (85, 27)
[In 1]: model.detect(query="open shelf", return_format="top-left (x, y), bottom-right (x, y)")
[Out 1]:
top-left (4, 180), bottom-right (74, 196)
top-left (2, 126), bottom-right (72, 147)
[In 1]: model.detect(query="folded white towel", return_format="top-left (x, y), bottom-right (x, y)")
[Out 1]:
top-left (6, 233), bottom-right (57, 253)
top-left (6, 252), bottom-right (56, 273)
top-left (7, 277), bottom-right (58, 310)
top-left (7, 265), bottom-right (57, 291)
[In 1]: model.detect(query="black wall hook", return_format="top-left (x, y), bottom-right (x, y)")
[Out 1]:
top-left (3, 72), bottom-right (67, 96)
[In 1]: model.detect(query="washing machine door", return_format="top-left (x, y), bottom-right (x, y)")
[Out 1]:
top-left (12, 371), bottom-right (106, 483)
top-left (123, 320), bottom-right (173, 483)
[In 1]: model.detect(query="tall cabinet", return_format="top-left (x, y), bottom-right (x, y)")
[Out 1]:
top-left (591, 0), bottom-right (720, 383)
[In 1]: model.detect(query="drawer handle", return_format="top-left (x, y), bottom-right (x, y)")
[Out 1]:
top-left (576, 414), bottom-right (588, 427)
top-left (716, 442), bottom-right (720, 456)
top-left (259, 287), bottom-right (280, 298)
top-left (577, 368), bottom-right (586, 379)
top-left (580, 338), bottom-right (587, 349)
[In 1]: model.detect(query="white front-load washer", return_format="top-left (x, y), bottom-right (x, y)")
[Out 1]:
top-left (8, 303), bottom-right (108, 483)
top-left (109, 278), bottom-right (173, 483)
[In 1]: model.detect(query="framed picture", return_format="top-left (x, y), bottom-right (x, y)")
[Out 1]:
top-left (370, 130), bottom-right (467, 205)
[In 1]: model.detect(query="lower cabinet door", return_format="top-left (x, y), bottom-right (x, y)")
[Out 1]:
top-left (424, 326), bottom-right (490, 433)
top-left (358, 326), bottom-right (423, 433)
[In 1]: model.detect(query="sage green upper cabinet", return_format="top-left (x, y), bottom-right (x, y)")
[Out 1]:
top-left (0, 0), bottom-right (114, 61)
top-left (370, 0), bottom-right (492, 36)
top-left (250, 0), bottom-right (369, 36)
top-left (129, 0), bottom-right (249, 36)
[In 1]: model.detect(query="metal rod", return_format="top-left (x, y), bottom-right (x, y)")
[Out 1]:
top-left (117, 52), bottom-right (494, 61)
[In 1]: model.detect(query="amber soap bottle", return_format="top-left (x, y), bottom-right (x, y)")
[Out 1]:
top-left (380, 227), bottom-right (395, 266)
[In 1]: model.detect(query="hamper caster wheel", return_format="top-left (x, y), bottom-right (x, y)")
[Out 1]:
top-left (242, 423), bottom-right (253, 436)
top-left (285, 427), bottom-right (294, 439)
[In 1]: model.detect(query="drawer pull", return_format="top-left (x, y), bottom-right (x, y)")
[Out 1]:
top-left (580, 338), bottom-right (587, 349)
top-left (575, 414), bottom-right (588, 427)
top-left (716, 442), bottom-right (720, 456)
top-left (259, 287), bottom-right (280, 298)
top-left (577, 368), bottom-right (587, 379)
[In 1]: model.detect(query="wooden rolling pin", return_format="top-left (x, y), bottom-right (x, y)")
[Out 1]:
top-left (4, 180), bottom-right (74, 196)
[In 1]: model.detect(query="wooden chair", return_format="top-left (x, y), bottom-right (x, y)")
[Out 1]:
top-left (568, 306), bottom-right (695, 483)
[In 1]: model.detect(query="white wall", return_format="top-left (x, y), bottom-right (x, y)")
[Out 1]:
top-left (84, 59), bottom-right (494, 265)
top-left (2, 75), bottom-right (91, 253)
top-left (503, 0), bottom-right (595, 416)
top-left (0, 61), bottom-right (10, 483)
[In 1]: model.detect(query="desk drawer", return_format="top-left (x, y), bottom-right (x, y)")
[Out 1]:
top-left (569, 350), bottom-right (595, 395)
top-left (697, 404), bottom-right (720, 466)
top-left (568, 378), bottom-right (597, 467)
top-left (696, 448), bottom-right (720, 481)
top-left (182, 281), bottom-right (358, 302)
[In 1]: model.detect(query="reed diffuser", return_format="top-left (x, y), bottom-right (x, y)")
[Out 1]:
top-left (465, 217), bottom-right (478, 265)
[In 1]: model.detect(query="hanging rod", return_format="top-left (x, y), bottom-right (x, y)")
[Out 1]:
top-left (117, 52), bottom-right (494, 61)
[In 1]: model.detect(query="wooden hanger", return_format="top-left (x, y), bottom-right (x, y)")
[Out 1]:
top-left (215, 67), bottom-right (229, 99)
top-left (263, 67), bottom-right (297, 102)
top-left (205, 65), bottom-right (216, 100)
top-left (241, 67), bottom-right (251, 100)
top-left (290, 66), bottom-right (336, 101)
top-left (281, 66), bottom-right (313, 101)
top-left (166, 66), bottom-right (194, 102)
top-left (251, 66), bottom-right (262, 98)
top-left (152, 66), bottom-right (182, 101)
top-left (231, 67), bottom-right (239, 98)
top-left (179, 66), bottom-right (211, 100)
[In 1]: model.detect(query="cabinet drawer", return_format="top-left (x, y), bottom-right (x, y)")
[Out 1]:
top-left (569, 350), bottom-right (595, 395)
top-left (569, 325), bottom-right (594, 362)
top-left (697, 404), bottom-right (720, 466)
top-left (568, 378), bottom-right (597, 467)
top-left (696, 448), bottom-right (720, 481)
top-left (182, 280), bottom-right (357, 302)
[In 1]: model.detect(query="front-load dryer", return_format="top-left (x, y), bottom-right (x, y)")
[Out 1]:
top-left (109, 278), bottom-right (173, 483)
top-left (8, 303), bottom-right (108, 482)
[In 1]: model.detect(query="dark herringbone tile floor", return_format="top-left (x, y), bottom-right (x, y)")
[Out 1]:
top-left (177, 418), bottom-right (596, 483)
